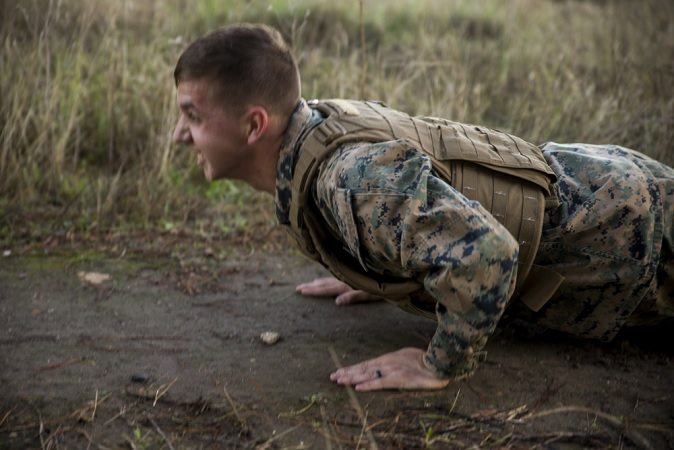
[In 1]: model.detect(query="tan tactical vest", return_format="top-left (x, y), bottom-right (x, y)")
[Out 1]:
top-left (288, 99), bottom-right (565, 319)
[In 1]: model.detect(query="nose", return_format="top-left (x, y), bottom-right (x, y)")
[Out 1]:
top-left (172, 115), bottom-right (192, 145)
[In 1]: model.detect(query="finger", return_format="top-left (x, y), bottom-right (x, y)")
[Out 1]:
top-left (352, 368), bottom-right (404, 391)
top-left (296, 277), bottom-right (337, 290)
top-left (296, 277), bottom-right (349, 296)
top-left (335, 291), bottom-right (359, 305)
top-left (332, 366), bottom-right (381, 385)
top-left (330, 360), bottom-right (373, 383)
top-left (295, 278), bottom-right (327, 292)
top-left (354, 378), bottom-right (387, 391)
top-left (335, 290), bottom-right (377, 305)
top-left (356, 370), bottom-right (450, 391)
top-left (331, 360), bottom-right (393, 386)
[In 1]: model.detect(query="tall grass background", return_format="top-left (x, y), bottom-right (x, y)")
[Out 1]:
top-left (1, 0), bottom-right (672, 243)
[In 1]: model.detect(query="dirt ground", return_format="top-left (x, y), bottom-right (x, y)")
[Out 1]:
top-left (1, 241), bottom-right (673, 449)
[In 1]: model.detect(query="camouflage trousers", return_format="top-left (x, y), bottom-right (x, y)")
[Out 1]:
top-left (521, 143), bottom-right (674, 341)
top-left (628, 152), bottom-right (674, 324)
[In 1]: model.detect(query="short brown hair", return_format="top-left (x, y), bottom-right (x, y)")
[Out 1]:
top-left (174, 23), bottom-right (300, 116)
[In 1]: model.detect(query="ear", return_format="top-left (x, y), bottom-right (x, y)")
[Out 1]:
top-left (244, 106), bottom-right (270, 145)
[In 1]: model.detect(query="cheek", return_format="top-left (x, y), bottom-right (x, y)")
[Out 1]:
top-left (190, 128), bottom-right (213, 154)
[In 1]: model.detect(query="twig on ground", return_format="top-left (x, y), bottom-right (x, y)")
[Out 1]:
top-left (91, 390), bottom-right (98, 422)
top-left (328, 346), bottom-right (380, 450)
top-left (504, 404), bottom-right (528, 422)
top-left (366, 418), bottom-right (387, 432)
top-left (479, 432), bottom-right (493, 446)
top-left (278, 393), bottom-right (324, 418)
top-left (0, 405), bottom-right (17, 427)
top-left (489, 431), bottom-right (513, 447)
top-left (148, 416), bottom-right (175, 450)
top-left (153, 377), bottom-right (178, 407)
top-left (372, 431), bottom-right (422, 448)
top-left (319, 405), bottom-right (334, 450)
top-left (633, 423), bottom-right (674, 434)
top-left (255, 425), bottom-right (299, 450)
top-left (386, 413), bottom-right (401, 438)
top-left (449, 388), bottom-right (461, 415)
top-left (37, 408), bottom-right (46, 450)
top-left (522, 405), bottom-right (653, 450)
top-left (310, 414), bottom-right (358, 446)
top-left (355, 411), bottom-right (369, 449)
top-left (517, 430), bottom-right (611, 446)
top-left (222, 385), bottom-right (247, 431)
top-left (76, 427), bottom-right (93, 450)
top-left (103, 402), bottom-right (137, 426)
top-left (70, 391), bottom-right (111, 423)
top-left (44, 424), bottom-right (66, 450)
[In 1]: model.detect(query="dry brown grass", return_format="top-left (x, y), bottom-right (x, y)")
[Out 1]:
top-left (1, 0), bottom-right (672, 243)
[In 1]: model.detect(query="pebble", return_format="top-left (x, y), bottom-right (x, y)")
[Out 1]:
top-left (131, 373), bottom-right (149, 383)
top-left (260, 331), bottom-right (281, 345)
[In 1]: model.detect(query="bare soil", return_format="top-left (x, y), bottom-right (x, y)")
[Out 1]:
top-left (1, 241), bottom-right (673, 449)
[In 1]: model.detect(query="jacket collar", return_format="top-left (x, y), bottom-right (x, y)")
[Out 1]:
top-left (274, 99), bottom-right (314, 225)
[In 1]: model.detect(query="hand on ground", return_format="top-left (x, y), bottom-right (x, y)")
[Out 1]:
top-left (330, 347), bottom-right (450, 391)
top-left (295, 277), bottom-right (382, 305)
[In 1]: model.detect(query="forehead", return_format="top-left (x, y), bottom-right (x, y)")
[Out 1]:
top-left (176, 78), bottom-right (219, 108)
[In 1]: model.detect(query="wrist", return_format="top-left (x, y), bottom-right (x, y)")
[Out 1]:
top-left (423, 348), bottom-right (481, 381)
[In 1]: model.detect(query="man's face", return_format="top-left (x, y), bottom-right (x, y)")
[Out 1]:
top-left (173, 79), bottom-right (248, 181)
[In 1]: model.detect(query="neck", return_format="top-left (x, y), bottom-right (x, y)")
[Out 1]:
top-left (240, 127), bottom-right (284, 194)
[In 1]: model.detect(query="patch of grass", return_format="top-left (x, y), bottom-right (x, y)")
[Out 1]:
top-left (1, 0), bottom-right (672, 243)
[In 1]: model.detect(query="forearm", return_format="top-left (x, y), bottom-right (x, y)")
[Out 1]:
top-left (420, 230), bottom-right (519, 379)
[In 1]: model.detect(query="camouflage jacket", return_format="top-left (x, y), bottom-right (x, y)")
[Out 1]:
top-left (275, 99), bottom-right (674, 380)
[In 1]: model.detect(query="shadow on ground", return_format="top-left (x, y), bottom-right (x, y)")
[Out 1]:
top-left (1, 250), bottom-right (673, 449)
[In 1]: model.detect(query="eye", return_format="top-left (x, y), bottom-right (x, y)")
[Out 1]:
top-left (182, 108), bottom-right (199, 123)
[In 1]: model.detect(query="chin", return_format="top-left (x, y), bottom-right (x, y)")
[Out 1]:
top-left (204, 167), bottom-right (226, 182)
top-left (203, 166), bottom-right (214, 181)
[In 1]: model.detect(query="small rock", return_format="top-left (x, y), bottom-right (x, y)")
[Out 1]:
top-left (2, 250), bottom-right (10, 257)
top-left (131, 373), bottom-right (149, 383)
top-left (260, 331), bottom-right (281, 345)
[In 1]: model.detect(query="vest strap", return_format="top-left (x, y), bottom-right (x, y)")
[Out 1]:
top-left (516, 265), bottom-right (565, 311)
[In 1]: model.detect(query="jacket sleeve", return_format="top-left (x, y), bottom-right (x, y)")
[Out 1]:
top-left (315, 140), bottom-right (519, 380)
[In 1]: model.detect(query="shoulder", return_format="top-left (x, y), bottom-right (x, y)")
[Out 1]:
top-left (315, 139), bottom-right (433, 196)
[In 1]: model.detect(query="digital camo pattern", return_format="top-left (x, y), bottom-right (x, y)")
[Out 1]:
top-left (274, 103), bottom-right (674, 380)
top-left (274, 99), bottom-right (318, 226)
top-left (526, 143), bottom-right (674, 339)
top-left (312, 140), bottom-right (521, 378)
